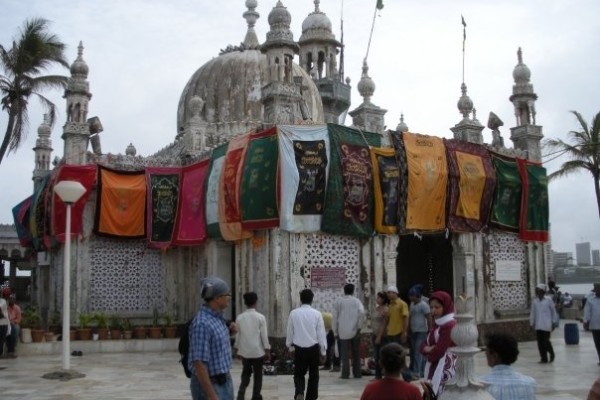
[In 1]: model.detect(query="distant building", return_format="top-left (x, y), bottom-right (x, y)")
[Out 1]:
top-left (553, 251), bottom-right (573, 267)
top-left (593, 249), bottom-right (600, 266)
top-left (576, 242), bottom-right (592, 266)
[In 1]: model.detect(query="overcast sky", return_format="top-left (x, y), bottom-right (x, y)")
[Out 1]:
top-left (1, 0), bottom-right (599, 256)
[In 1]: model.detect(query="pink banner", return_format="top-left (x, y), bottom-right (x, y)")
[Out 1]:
top-left (173, 160), bottom-right (210, 246)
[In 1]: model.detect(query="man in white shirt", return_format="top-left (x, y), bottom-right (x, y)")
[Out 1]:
top-left (529, 283), bottom-right (558, 363)
top-left (235, 292), bottom-right (271, 400)
top-left (286, 289), bottom-right (328, 400)
top-left (584, 283), bottom-right (600, 366)
top-left (332, 283), bottom-right (365, 379)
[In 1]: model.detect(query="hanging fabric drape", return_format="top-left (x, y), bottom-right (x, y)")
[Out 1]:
top-left (205, 143), bottom-right (228, 239)
top-left (145, 167), bottom-right (181, 249)
top-left (173, 160), bottom-right (210, 246)
top-left (370, 146), bottom-right (399, 234)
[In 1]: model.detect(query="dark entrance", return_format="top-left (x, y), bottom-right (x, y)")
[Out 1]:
top-left (395, 233), bottom-right (454, 301)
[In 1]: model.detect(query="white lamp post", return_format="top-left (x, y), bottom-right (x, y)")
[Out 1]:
top-left (54, 180), bottom-right (86, 372)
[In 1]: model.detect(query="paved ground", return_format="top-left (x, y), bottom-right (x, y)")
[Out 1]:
top-left (0, 319), bottom-right (597, 399)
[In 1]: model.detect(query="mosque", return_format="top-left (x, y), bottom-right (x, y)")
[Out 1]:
top-left (2, 0), bottom-right (550, 343)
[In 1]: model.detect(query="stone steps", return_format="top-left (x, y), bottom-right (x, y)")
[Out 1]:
top-left (16, 338), bottom-right (178, 356)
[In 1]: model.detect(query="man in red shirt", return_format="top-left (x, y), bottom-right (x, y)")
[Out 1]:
top-left (6, 293), bottom-right (21, 358)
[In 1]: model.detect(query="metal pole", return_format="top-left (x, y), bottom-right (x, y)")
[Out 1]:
top-left (62, 202), bottom-right (72, 371)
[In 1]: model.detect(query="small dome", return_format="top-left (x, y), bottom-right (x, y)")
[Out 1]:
top-left (37, 114), bottom-right (51, 137)
top-left (70, 42), bottom-right (89, 77)
top-left (396, 114), bottom-right (409, 133)
top-left (245, 0), bottom-right (257, 8)
top-left (512, 47), bottom-right (531, 84)
top-left (268, 1), bottom-right (291, 26)
top-left (299, 0), bottom-right (337, 43)
top-left (357, 60), bottom-right (375, 102)
top-left (126, 143), bottom-right (137, 156)
top-left (457, 83), bottom-right (473, 119)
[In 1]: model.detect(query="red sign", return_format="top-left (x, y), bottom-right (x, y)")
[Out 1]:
top-left (311, 267), bottom-right (346, 288)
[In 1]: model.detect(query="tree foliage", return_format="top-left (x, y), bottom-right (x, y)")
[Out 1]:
top-left (544, 110), bottom-right (600, 218)
top-left (0, 18), bottom-right (69, 165)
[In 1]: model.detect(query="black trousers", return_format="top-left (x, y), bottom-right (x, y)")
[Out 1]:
top-left (592, 330), bottom-right (600, 363)
top-left (323, 330), bottom-right (339, 368)
top-left (237, 356), bottom-right (263, 400)
top-left (0, 325), bottom-right (7, 356)
top-left (536, 330), bottom-right (554, 362)
top-left (293, 344), bottom-right (320, 400)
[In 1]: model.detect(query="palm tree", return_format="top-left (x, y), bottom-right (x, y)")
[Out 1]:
top-left (0, 18), bottom-right (69, 166)
top-left (544, 110), bottom-right (600, 218)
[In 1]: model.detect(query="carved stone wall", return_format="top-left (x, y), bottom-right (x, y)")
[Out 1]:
top-left (485, 230), bottom-right (528, 311)
top-left (88, 236), bottom-right (165, 315)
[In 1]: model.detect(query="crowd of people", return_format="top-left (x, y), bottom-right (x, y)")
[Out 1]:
top-left (184, 277), bottom-right (552, 400)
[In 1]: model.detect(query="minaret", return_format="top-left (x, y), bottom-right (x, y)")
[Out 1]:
top-left (298, 0), bottom-right (351, 123)
top-left (182, 96), bottom-right (207, 155)
top-left (260, 1), bottom-right (302, 124)
top-left (62, 41), bottom-right (92, 165)
top-left (348, 60), bottom-right (387, 135)
top-left (509, 48), bottom-right (543, 162)
top-left (33, 114), bottom-right (53, 189)
top-left (449, 83), bottom-right (484, 143)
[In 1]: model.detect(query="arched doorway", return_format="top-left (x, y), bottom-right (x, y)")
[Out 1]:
top-left (396, 233), bottom-right (454, 301)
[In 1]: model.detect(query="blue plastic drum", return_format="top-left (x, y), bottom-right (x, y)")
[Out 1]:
top-left (564, 323), bottom-right (580, 345)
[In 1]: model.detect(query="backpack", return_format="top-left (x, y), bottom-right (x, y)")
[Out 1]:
top-left (178, 319), bottom-right (192, 378)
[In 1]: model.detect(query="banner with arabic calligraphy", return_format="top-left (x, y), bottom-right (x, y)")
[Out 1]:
top-left (370, 147), bottom-right (399, 234)
top-left (489, 153), bottom-right (521, 232)
top-left (146, 167), bottom-right (181, 249)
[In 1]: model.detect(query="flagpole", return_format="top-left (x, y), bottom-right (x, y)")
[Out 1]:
top-left (365, 3), bottom-right (379, 62)
top-left (461, 15), bottom-right (467, 84)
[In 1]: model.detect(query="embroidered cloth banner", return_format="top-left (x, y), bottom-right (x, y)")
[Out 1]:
top-left (146, 167), bottom-right (181, 249)
top-left (173, 160), bottom-right (209, 246)
top-left (241, 127), bottom-right (280, 230)
top-left (51, 164), bottom-right (97, 243)
top-left (489, 153), bottom-right (521, 232)
top-left (12, 196), bottom-right (32, 247)
top-left (278, 124), bottom-right (330, 232)
top-left (29, 172), bottom-right (53, 250)
top-left (370, 147), bottom-right (400, 234)
top-left (445, 140), bottom-right (495, 232)
top-left (95, 166), bottom-right (146, 238)
top-left (206, 143), bottom-right (228, 239)
top-left (219, 132), bottom-right (253, 241)
top-left (517, 159), bottom-right (549, 242)
top-left (322, 123), bottom-right (381, 237)
top-left (390, 132), bottom-right (409, 232)
top-left (403, 132), bottom-right (447, 232)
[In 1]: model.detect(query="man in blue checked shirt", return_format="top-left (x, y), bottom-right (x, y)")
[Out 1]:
top-left (189, 277), bottom-right (236, 400)
top-left (479, 333), bottom-right (536, 400)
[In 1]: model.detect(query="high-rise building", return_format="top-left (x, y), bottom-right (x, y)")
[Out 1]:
top-left (576, 242), bottom-right (592, 266)
top-left (553, 251), bottom-right (573, 267)
top-left (593, 249), bottom-right (600, 266)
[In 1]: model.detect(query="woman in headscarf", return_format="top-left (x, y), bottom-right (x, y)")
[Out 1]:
top-left (420, 290), bottom-right (456, 396)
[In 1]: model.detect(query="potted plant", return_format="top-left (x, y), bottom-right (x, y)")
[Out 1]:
top-left (162, 314), bottom-right (177, 338)
top-left (122, 319), bottom-right (133, 340)
top-left (109, 315), bottom-right (122, 340)
top-left (148, 308), bottom-right (162, 339)
top-left (48, 311), bottom-right (61, 334)
top-left (27, 308), bottom-right (44, 343)
top-left (93, 312), bottom-right (109, 340)
top-left (20, 307), bottom-right (41, 343)
top-left (133, 321), bottom-right (147, 339)
top-left (77, 312), bottom-right (93, 340)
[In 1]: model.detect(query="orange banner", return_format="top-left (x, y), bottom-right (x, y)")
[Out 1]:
top-left (403, 133), bottom-right (447, 231)
top-left (455, 151), bottom-right (486, 220)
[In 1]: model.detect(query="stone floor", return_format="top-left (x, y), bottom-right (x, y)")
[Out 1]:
top-left (0, 319), bottom-right (597, 399)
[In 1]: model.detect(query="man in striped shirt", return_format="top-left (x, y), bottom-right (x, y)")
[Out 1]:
top-left (479, 333), bottom-right (536, 400)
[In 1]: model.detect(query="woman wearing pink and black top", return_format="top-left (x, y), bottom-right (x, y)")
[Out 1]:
top-left (420, 290), bottom-right (457, 396)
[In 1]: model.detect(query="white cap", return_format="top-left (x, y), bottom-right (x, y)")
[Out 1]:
top-left (386, 285), bottom-right (399, 294)
top-left (536, 283), bottom-right (547, 291)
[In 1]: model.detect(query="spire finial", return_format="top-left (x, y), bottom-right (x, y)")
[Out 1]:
top-left (243, 0), bottom-right (260, 48)
top-left (77, 41), bottom-right (84, 58)
top-left (314, 0), bottom-right (320, 12)
top-left (517, 47), bottom-right (523, 64)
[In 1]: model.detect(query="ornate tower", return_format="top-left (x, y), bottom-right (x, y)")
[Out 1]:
top-left (349, 60), bottom-right (387, 135)
top-left (396, 114), bottom-right (409, 133)
top-left (509, 48), bottom-right (543, 162)
top-left (32, 114), bottom-right (53, 189)
top-left (450, 82), bottom-right (484, 144)
top-left (298, 0), bottom-right (351, 123)
top-left (62, 42), bottom-right (92, 165)
top-left (260, 1), bottom-right (303, 124)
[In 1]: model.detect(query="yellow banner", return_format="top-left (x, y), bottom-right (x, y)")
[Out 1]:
top-left (455, 151), bottom-right (486, 220)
